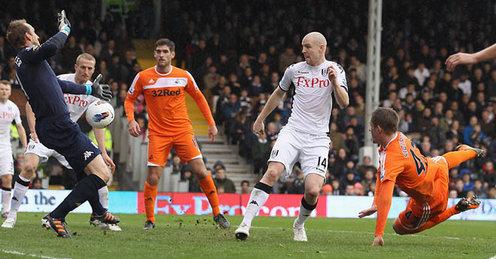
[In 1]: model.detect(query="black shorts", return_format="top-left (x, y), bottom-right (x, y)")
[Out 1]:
top-left (36, 115), bottom-right (101, 173)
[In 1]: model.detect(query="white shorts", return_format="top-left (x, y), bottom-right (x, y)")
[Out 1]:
top-left (25, 139), bottom-right (72, 169)
top-left (268, 127), bottom-right (330, 178)
top-left (0, 147), bottom-right (14, 176)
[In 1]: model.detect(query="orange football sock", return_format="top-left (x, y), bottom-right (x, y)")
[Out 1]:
top-left (144, 181), bottom-right (158, 223)
top-left (416, 206), bottom-right (459, 233)
top-left (442, 150), bottom-right (477, 169)
top-left (199, 175), bottom-right (221, 216)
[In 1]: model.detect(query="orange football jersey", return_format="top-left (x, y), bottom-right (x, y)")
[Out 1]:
top-left (373, 132), bottom-right (440, 236)
top-left (377, 132), bottom-right (438, 203)
top-left (125, 66), bottom-right (215, 136)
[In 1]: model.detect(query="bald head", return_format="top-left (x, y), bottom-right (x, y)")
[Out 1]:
top-left (303, 32), bottom-right (327, 47)
top-left (301, 32), bottom-right (327, 66)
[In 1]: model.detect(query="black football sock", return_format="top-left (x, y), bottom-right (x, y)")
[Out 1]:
top-left (50, 174), bottom-right (106, 219)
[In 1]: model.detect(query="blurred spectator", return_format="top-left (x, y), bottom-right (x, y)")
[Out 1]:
top-left (287, 168), bottom-right (305, 194)
top-left (32, 177), bottom-right (43, 189)
top-left (321, 184), bottom-right (333, 196)
top-left (240, 180), bottom-right (250, 194)
top-left (3, 1), bottom-right (496, 198)
top-left (214, 167), bottom-right (236, 193)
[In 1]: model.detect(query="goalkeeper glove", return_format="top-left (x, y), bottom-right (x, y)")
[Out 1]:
top-left (86, 74), bottom-right (112, 102)
top-left (58, 10), bottom-right (71, 35)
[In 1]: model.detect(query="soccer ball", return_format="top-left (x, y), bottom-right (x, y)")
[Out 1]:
top-left (85, 101), bottom-right (115, 128)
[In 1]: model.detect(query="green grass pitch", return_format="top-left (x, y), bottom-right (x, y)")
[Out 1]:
top-left (0, 213), bottom-right (494, 258)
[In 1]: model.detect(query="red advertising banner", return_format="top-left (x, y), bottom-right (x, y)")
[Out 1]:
top-left (137, 192), bottom-right (327, 217)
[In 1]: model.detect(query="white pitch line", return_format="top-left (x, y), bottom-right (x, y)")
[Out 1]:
top-left (488, 256), bottom-right (496, 259)
top-left (1, 249), bottom-right (71, 259)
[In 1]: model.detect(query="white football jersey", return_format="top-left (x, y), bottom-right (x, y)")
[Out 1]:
top-left (0, 100), bottom-right (21, 145)
top-left (279, 60), bottom-right (347, 134)
top-left (57, 73), bottom-right (100, 122)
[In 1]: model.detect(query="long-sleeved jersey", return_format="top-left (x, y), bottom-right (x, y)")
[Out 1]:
top-left (14, 32), bottom-right (86, 120)
top-left (124, 66), bottom-right (214, 136)
top-left (373, 132), bottom-right (438, 236)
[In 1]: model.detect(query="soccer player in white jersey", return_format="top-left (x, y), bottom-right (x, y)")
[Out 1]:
top-left (235, 32), bottom-right (349, 241)
top-left (1, 53), bottom-right (120, 231)
top-left (0, 80), bottom-right (27, 218)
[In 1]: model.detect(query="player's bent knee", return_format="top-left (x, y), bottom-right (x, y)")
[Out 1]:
top-left (86, 155), bottom-right (112, 182)
top-left (22, 163), bottom-right (37, 179)
top-left (305, 186), bottom-right (321, 198)
top-left (1, 174), bottom-right (12, 184)
top-left (263, 168), bottom-right (280, 185)
top-left (147, 174), bottom-right (160, 185)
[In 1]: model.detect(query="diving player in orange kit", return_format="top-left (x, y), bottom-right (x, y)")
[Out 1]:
top-left (359, 107), bottom-right (482, 246)
top-left (125, 38), bottom-right (230, 230)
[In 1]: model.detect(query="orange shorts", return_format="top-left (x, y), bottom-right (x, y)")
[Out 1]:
top-left (147, 132), bottom-right (202, 167)
top-left (395, 156), bottom-right (449, 231)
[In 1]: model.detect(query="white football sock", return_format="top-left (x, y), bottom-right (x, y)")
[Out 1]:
top-left (98, 186), bottom-right (109, 210)
top-left (9, 179), bottom-right (30, 216)
top-left (1, 188), bottom-right (12, 214)
top-left (241, 186), bottom-right (270, 227)
top-left (295, 198), bottom-right (317, 226)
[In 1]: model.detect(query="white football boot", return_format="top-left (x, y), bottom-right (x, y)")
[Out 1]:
top-left (1, 213), bottom-right (16, 229)
top-left (293, 218), bottom-right (308, 241)
top-left (235, 223), bottom-right (250, 241)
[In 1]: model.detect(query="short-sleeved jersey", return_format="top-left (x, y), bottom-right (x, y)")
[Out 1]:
top-left (0, 100), bottom-right (22, 146)
top-left (57, 73), bottom-right (99, 122)
top-left (279, 60), bottom-right (347, 134)
top-left (125, 66), bottom-right (214, 136)
top-left (377, 132), bottom-right (437, 203)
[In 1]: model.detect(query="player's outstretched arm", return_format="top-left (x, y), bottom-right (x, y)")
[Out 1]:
top-left (14, 104), bottom-right (27, 150)
top-left (186, 85), bottom-right (217, 141)
top-left (373, 180), bottom-right (395, 246)
top-left (57, 78), bottom-right (88, 95)
top-left (25, 102), bottom-right (38, 142)
top-left (359, 174), bottom-right (383, 218)
top-left (446, 43), bottom-right (496, 71)
top-left (358, 205), bottom-right (377, 218)
top-left (20, 10), bottom-right (71, 63)
top-left (253, 87), bottom-right (286, 136)
top-left (184, 71), bottom-right (217, 141)
top-left (16, 123), bottom-right (27, 150)
top-left (125, 74), bottom-right (143, 137)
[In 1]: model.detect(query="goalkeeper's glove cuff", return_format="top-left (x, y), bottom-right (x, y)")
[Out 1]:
top-left (60, 25), bottom-right (71, 35)
top-left (85, 82), bottom-right (92, 95)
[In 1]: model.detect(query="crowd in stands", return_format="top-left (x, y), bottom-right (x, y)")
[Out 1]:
top-left (1, 0), bottom-right (496, 198)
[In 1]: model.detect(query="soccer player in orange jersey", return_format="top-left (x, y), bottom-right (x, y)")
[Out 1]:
top-left (359, 107), bottom-right (483, 246)
top-left (124, 39), bottom-right (230, 230)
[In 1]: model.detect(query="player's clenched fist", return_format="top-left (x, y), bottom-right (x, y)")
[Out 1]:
top-left (128, 120), bottom-right (141, 137)
top-left (327, 66), bottom-right (339, 85)
top-left (208, 125), bottom-right (218, 142)
top-left (252, 119), bottom-right (265, 137)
